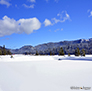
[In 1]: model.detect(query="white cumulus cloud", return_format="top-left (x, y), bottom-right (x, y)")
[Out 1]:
top-left (0, 0), bottom-right (11, 7)
top-left (43, 19), bottom-right (52, 26)
top-left (23, 4), bottom-right (35, 8)
top-left (0, 16), bottom-right (41, 37)
top-left (18, 18), bottom-right (41, 34)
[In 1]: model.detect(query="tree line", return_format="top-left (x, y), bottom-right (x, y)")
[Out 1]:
top-left (0, 45), bottom-right (11, 55)
top-left (26, 47), bottom-right (85, 56)
top-left (0, 45), bottom-right (85, 56)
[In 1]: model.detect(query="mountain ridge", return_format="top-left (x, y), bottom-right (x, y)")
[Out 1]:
top-left (10, 38), bottom-right (92, 54)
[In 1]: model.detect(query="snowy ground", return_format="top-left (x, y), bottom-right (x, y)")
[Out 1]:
top-left (0, 55), bottom-right (92, 91)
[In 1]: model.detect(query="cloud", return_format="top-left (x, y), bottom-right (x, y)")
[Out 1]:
top-left (48, 29), bottom-right (51, 32)
top-left (87, 9), bottom-right (90, 13)
top-left (23, 4), bottom-right (35, 8)
top-left (18, 18), bottom-right (41, 34)
top-left (44, 11), bottom-right (71, 27)
top-left (88, 10), bottom-right (92, 17)
top-left (61, 28), bottom-right (63, 31)
top-left (15, 4), bottom-right (17, 7)
top-left (29, 0), bottom-right (36, 3)
top-left (0, 15), bottom-right (41, 37)
top-left (43, 19), bottom-right (52, 26)
top-left (54, 0), bottom-right (59, 3)
top-left (45, 0), bottom-right (49, 2)
top-left (52, 11), bottom-right (71, 24)
top-left (52, 18), bottom-right (60, 24)
top-left (46, 0), bottom-right (59, 3)
top-left (54, 28), bottom-right (63, 32)
top-left (0, 0), bottom-right (11, 7)
top-left (54, 29), bottom-right (59, 32)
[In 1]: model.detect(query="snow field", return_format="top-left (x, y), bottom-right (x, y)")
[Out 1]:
top-left (0, 55), bottom-right (92, 91)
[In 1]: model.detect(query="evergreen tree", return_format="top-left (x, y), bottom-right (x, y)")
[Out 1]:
top-left (0, 49), bottom-right (2, 55)
top-left (7, 50), bottom-right (11, 55)
top-left (50, 51), bottom-right (52, 55)
top-left (75, 47), bottom-right (80, 56)
top-left (59, 47), bottom-right (65, 56)
top-left (68, 53), bottom-right (70, 56)
top-left (2, 45), bottom-right (6, 55)
top-left (52, 52), bottom-right (55, 55)
top-left (81, 49), bottom-right (85, 56)
top-left (24, 52), bottom-right (28, 55)
top-left (35, 51), bottom-right (39, 55)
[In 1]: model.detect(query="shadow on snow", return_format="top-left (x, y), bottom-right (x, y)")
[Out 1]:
top-left (54, 56), bottom-right (92, 61)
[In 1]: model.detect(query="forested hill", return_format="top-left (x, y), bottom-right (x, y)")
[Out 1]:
top-left (9, 38), bottom-right (92, 54)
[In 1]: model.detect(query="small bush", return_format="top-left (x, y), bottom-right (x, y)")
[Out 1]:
top-left (10, 55), bottom-right (13, 58)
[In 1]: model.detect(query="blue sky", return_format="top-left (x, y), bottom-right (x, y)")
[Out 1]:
top-left (0, 0), bottom-right (92, 49)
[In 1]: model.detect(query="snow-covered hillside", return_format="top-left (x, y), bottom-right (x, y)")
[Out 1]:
top-left (0, 55), bottom-right (92, 91)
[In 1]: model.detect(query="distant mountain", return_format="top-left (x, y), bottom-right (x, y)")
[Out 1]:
top-left (10, 38), bottom-right (92, 54)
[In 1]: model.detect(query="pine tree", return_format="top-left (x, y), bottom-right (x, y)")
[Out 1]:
top-left (52, 52), bottom-right (55, 55)
top-left (68, 53), bottom-right (70, 56)
top-left (0, 49), bottom-right (2, 55)
top-left (81, 49), bottom-right (85, 56)
top-left (7, 50), bottom-right (11, 55)
top-left (2, 45), bottom-right (6, 55)
top-left (75, 47), bottom-right (80, 56)
top-left (50, 51), bottom-right (52, 55)
top-left (35, 51), bottom-right (39, 55)
top-left (59, 47), bottom-right (65, 56)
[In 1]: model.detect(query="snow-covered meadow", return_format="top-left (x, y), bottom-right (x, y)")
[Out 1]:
top-left (0, 55), bottom-right (92, 91)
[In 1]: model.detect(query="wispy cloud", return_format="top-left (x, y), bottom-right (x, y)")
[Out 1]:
top-left (15, 4), bottom-right (19, 8)
top-left (44, 11), bottom-right (71, 27)
top-left (23, 4), bottom-right (35, 8)
top-left (54, 29), bottom-right (59, 32)
top-left (87, 9), bottom-right (90, 13)
top-left (52, 11), bottom-right (71, 24)
top-left (0, 0), bottom-right (11, 7)
top-left (89, 11), bottom-right (92, 17)
top-left (88, 10), bottom-right (92, 17)
top-left (52, 18), bottom-right (60, 24)
top-left (29, 0), bottom-right (36, 3)
top-left (54, 28), bottom-right (63, 32)
top-left (48, 28), bottom-right (63, 32)
top-left (54, 0), bottom-right (59, 3)
top-left (0, 15), bottom-right (41, 37)
top-left (48, 29), bottom-right (51, 32)
top-left (45, 0), bottom-right (49, 3)
top-left (61, 28), bottom-right (63, 31)
top-left (46, 0), bottom-right (59, 3)
top-left (15, 4), bottom-right (17, 7)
